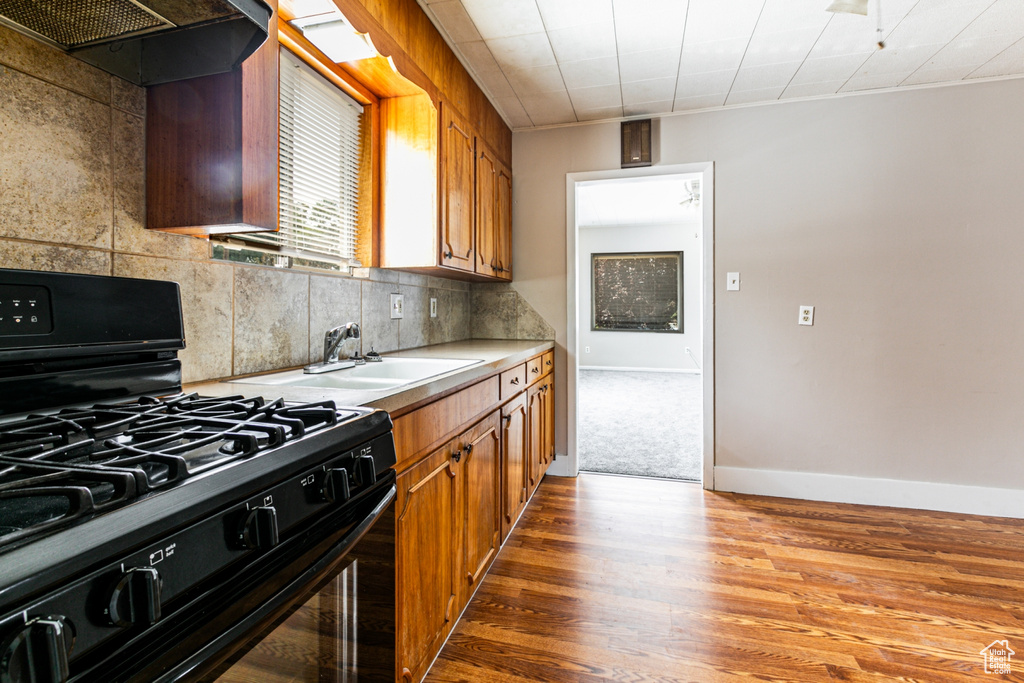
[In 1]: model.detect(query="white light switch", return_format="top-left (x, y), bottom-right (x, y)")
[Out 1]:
top-left (429, 298), bottom-right (437, 318)
top-left (799, 306), bottom-right (814, 326)
top-left (727, 272), bottom-right (740, 291)
top-left (390, 293), bottom-right (404, 319)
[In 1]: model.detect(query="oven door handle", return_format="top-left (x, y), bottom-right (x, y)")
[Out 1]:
top-left (154, 483), bottom-right (396, 683)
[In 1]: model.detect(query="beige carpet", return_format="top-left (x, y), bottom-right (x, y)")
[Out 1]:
top-left (578, 369), bottom-right (702, 481)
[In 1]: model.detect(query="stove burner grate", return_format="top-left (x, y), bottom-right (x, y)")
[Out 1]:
top-left (0, 393), bottom-right (354, 550)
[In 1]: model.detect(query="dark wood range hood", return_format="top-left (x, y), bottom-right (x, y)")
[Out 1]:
top-left (0, 0), bottom-right (271, 85)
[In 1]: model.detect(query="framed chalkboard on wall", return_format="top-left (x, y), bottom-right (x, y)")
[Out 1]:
top-left (592, 251), bottom-right (682, 332)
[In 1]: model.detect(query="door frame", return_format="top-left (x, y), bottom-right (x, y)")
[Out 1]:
top-left (557, 162), bottom-right (715, 488)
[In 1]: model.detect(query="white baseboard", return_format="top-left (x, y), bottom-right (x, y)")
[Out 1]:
top-left (714, 466), bottom-right (1024, 519)
top-left (579, 365), bottom-right (701, 374)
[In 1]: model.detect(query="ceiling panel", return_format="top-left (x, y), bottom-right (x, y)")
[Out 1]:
top-left (416, 0), bottom-right (1024, 129)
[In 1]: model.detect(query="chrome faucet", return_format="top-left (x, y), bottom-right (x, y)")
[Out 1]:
top-left (305, 322), bottom-right (360, 374)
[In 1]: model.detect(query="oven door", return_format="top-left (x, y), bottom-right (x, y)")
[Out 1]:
top-left (106, 477), bottom-right (395, 683)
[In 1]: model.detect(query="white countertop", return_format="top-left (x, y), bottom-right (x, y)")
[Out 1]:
top-left (185, 339), bottom-right (554, 416)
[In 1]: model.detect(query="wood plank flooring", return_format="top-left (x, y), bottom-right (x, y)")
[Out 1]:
top-left (426, 473), bottom-right (1024, 682)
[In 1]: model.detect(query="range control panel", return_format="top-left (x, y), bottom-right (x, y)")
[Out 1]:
top-left (0, 285), bottom-right (52, 336)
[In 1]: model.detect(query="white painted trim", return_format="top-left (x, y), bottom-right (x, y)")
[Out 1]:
top-left (562, 163), bottom-right (715, 487)
top-left (579, 366), bottom-right (701, 374)
top-left (715, 466), bottom-right (1024, 519)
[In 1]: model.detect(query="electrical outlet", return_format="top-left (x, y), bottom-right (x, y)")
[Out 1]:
top-left (798, 305), bottom-right (814, 326)
top-left (429, 298), bottom-right (437, 318)
top-left (584, 346), bottom-right (590, 353)
top-left (727, 272), bottom-right (740, 291)
top-left (390, 293), bottom-right (404, 319)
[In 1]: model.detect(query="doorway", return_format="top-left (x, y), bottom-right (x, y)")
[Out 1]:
top-left (558, 163), bottom-right (714, 488)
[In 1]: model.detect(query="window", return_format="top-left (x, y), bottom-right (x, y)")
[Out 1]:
top-left (592, 252), bottom-right (682, 332)
top-left (245, 47), bottom-right (368, 266)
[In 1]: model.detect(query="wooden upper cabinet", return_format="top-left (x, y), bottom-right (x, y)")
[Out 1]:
top-left (474, 144), bottom-right (499, 278)
top-left (495, 161), bottom-right (513, 281)
top-left (146, 1), bottom-right (279, 235)
top-left (440, 103), bottom-right (476, 273)
top-left (396, 444), bottom-right (459, 683)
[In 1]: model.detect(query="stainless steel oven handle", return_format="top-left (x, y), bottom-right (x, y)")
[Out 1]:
top-left (156, 484), bottom-right (396, 683)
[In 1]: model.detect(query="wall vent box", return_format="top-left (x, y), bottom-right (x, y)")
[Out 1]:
top-left (621, 119), bottom-right (652, 168)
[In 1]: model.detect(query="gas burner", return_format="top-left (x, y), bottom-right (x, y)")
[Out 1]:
top-left (0, 393), bottom-right (357, 550)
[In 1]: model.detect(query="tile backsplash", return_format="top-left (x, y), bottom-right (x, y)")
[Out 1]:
top-left (0, 23), bottom-right (547, 385)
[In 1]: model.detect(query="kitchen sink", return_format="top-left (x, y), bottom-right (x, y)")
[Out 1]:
top-left (230, 357), bottom-right (483, 391)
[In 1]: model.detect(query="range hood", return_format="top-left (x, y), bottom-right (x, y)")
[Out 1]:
top-left (0, 0), bottom-right (272, 86)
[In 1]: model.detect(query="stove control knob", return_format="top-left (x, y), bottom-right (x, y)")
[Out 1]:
top-left (1, 615), bottom-right (74, 683)
top-left (108, 566), bottom-right (162, 627)
top-left (239, 506), bottom-right (279, 550)
top-left (321, 468), bottom-right (351, 504)
top-left (354, 455), bottom-right (376, 487)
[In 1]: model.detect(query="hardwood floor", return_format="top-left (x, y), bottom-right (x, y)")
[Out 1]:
top-left (426, 473), bottom-right (1024, 682)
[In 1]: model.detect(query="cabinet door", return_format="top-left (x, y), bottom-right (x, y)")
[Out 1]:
top-left (440, 104), bottom-right (475, 273)
top-left (495, 162), bottom-right (513, 280)
top-left (543, 379), bottom-right (555, 468)
top-left (458, 412), bottom-right (501, 609)
top-left (474, 145), bottom-right (499, 278)
top-left (500, 393), bottom-right (528, 542)
top-left (526, 383), bottom-right (543, 500)
top-left (396, 444), bottom-right (459, 682)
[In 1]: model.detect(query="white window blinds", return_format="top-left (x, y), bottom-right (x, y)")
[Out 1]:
top-left (250, 47), bottom-right (365, 265)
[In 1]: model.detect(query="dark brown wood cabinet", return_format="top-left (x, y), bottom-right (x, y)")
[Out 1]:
top-left (495, 161), bottom-right (513, 280)
top-left (526, 381), bottom-right (544, 499)
top-left (146, 0), bottom-right (279, 235)
top-left (500, 392), bottom-right (528, 543)
top-left (439, 103), bottom-right (476, 273)
top-left (396, 443), bottom-right (459, 683)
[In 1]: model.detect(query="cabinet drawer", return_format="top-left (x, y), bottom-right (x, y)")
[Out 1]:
top-left (541, 351), bottom-right (554, 376)
top-left (499, 364), bottom-right (526, 399)
top-left (526, 356), bottom-right (543, 385)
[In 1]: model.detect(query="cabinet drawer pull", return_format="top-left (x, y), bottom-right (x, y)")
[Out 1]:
top-left (465, 443), bottom-right (474, 454)
top-left (510, 377), bottom-right (519, 385)
top-left (452, 448), bottom-right (463, 463)
top-left (531, 367), bottom-right (539, 374)
top-left (545, 359), bottom-right (552, 366)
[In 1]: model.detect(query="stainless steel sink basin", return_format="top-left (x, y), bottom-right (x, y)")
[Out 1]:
top-left (230, 357), bottom-right (483, 391)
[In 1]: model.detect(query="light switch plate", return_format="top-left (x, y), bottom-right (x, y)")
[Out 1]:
top-left (429, 298), bottom-right (437, 318)
top-left (727, 272), bottom-right (740, 291)
top-left (390, 293), bottom-right (404, 319)
top-left (799, 305), bottom-right (814, 326)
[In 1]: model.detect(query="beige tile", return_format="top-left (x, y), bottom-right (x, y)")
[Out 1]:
top-left (399, 285), bottom-right (429, 350)
top-left (0, 239), bottom-right (110, 275)
top-left (0, 25), bottom-right (110, 102)
top-left (428, 287), bottom-right (472, 344)
top-left (111, 77), bottom-right (144, 116)
top-left (0, 67), bottom-right (111, 248)
top-left (451, 290), bottom-right (472, 341)
top-left (234, 267), bottom-right (310, 375)
top-left (309, 275), bottom-right (362, 361)
top-left (472, 289), bottom-right (517, 339)
top-left (398, 271), bottom-right (429, 287)
top-left (113, 254), bottom-right (233, 383)
top-left (112, 109), bottom-right (207, 261)
top-left (360, 280), bottom-right (400, 354)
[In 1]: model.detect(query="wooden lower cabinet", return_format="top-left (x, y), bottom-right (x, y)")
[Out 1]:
top-left (526, 376), bottom-right (555, 501)
top-left (500, 393), bottom-right (528, 543)
top-left (396, 444), bottom-right (458, 682)
top-left (456, 412), bottom-right (501, 611)
top-left (542, 377), bottom-right (555, 469)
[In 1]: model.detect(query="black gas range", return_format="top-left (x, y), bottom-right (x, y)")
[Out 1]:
top-left (0, 268), bottom-right (396, 682)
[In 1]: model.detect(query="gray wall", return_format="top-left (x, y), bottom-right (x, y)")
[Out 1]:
top-left (514, 77), bottom-right (1024, 489)
top-left (579, 222), bottom-right (701, 371)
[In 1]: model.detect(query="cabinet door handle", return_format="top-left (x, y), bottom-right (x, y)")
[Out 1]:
top-left (452, 448), bottom-right (463, 463)
top-left (510, 377), bottom-right (519, 385)
top-left (443, 250), bottom-right (453, 259)
top-left (465, 443), bottom-right (474, 454)
top-left (503, 414), bottom-right (512, 425)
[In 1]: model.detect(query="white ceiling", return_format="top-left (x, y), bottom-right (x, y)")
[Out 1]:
top-left (577, 176), bottom-right (701, 228)
top-left (414, 0), bottom-right (1024, 129)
